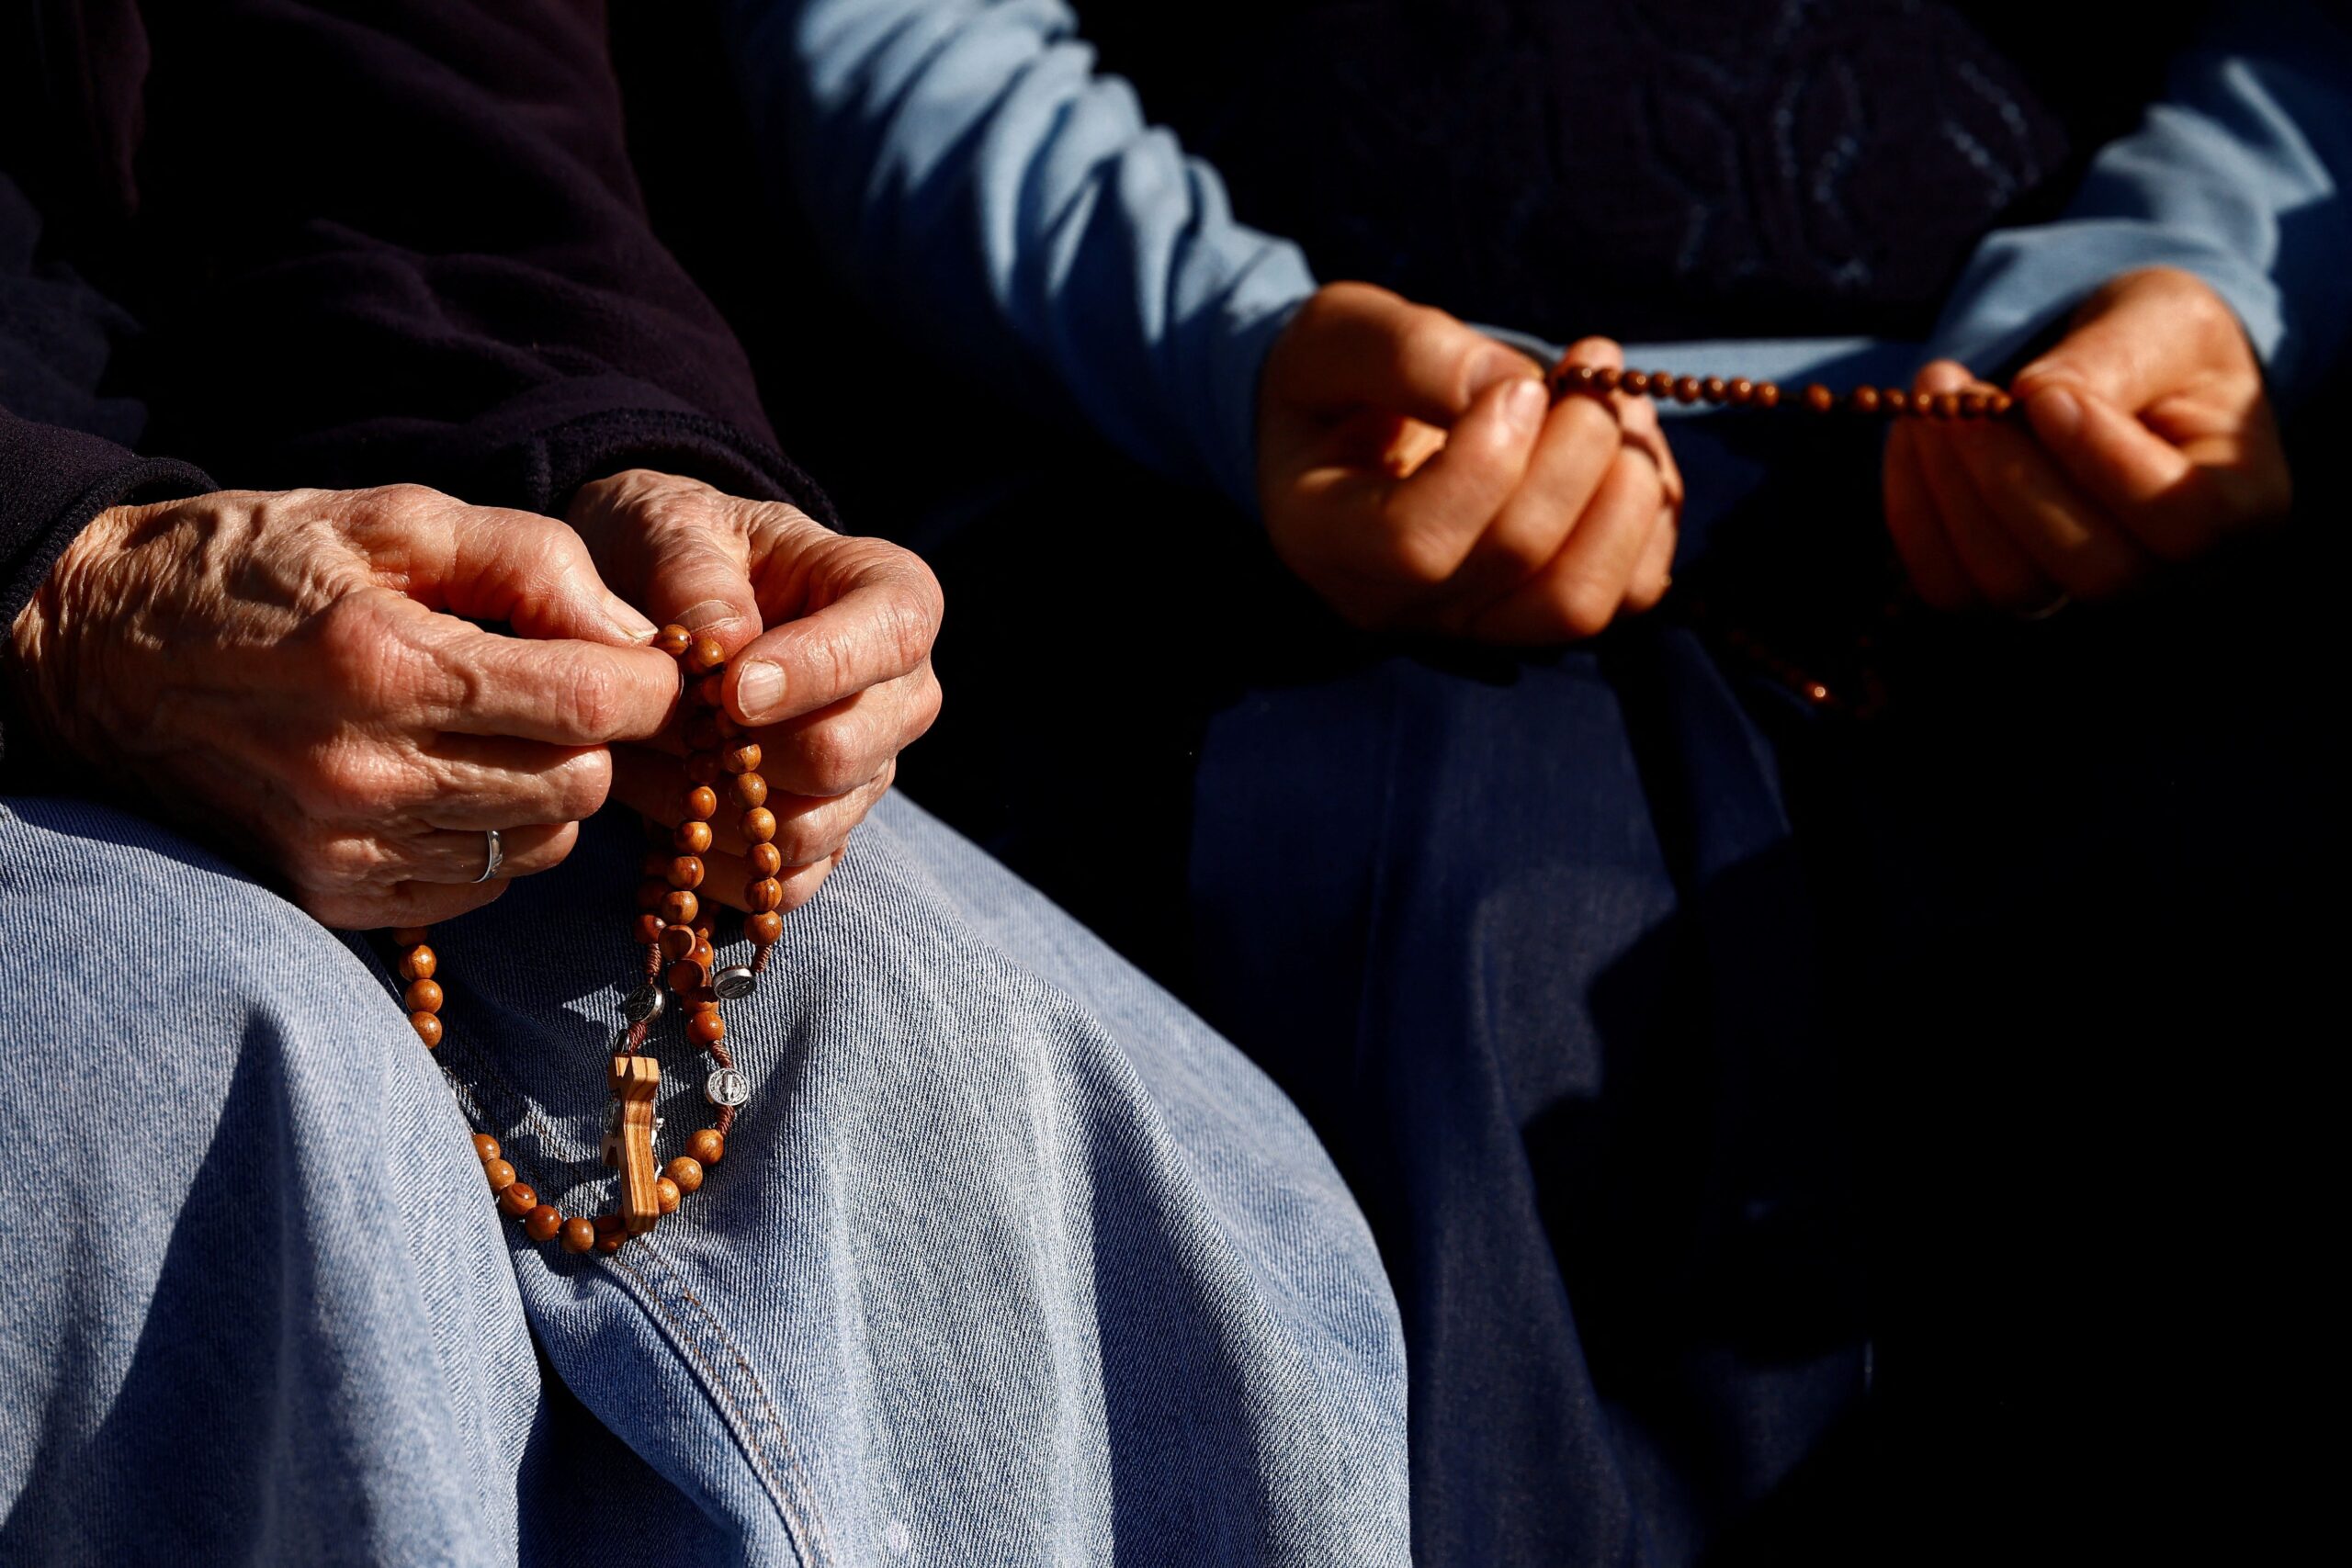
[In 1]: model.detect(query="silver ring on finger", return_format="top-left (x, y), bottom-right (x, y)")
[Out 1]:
top-left (475, 828), bottom-right (503, 884)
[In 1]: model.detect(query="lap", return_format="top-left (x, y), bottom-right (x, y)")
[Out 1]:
top-left (0, 791), bottom-right (1408, 1566)
top-left (0, 795), bottom-right (534, 1566)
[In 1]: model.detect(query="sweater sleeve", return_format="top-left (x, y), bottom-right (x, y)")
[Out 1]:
top-left (719, 0), bottom-right (1317, 514)
top-left (1923, 0), bottom-right (2352, 409)
top-left (124, 0), bottom-right (832, 523)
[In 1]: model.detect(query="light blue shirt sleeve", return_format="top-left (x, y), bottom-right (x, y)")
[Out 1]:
top-left (718, 0), bottom-right (1318, 513)
top-left (1924, 0), bottom-right (2352, 409)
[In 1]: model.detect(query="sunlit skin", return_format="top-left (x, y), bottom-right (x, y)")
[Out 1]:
top-left (1258, 281), bottom-right (1682, 644)
top-left (8, 471), bottom-right (942, 929)
top-left (1887, 266), bottom-right (2291, 611)
top-left (1261, 269), bottom-right (2289, 642)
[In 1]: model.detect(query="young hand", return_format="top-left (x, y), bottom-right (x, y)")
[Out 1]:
top-left (1885, 266), bottom-right (2292, 612)
top-left (1258, 282), bottom-right (1681, 643)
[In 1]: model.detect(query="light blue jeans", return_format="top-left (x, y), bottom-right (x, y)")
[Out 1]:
top-left (0, 793), bottom-right (1408, 1565)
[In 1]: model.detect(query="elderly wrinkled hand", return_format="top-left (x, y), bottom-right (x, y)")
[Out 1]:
top-left (8, 484), bottom-right (681, 929)
top-left (1885, 266), bottom-right (2293, 612)
top-left (568, 470), bottom-right (943, 916)
top-left (1257, 281), bottom-right (1682, 644)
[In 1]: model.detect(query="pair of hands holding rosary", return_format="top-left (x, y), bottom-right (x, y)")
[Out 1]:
top-left (1259, 265), bottom-right (2293, 643)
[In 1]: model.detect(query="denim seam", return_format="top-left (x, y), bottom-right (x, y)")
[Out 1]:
top-left (427, 1020), bottom-right (836, 1566)
top-left (610, 1245), bottom-right (841, 1567)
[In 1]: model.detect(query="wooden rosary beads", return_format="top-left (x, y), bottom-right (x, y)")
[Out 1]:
top-left (393, 623), bottom-right (787, 1257)
top-left (1550, 362), bottom-right (2019, 421)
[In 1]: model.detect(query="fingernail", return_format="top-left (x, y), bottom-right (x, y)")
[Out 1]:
top-left (1502, 376), bottom-right (1547, 434)
top-left (675, 598), bottom-right (744, 634)
top-left (2030, 386), bottom-right (2083, 443)
top-left (735, 660), bottom-right (784, 719)
top-left (603, 593), bottom-right (658, 642)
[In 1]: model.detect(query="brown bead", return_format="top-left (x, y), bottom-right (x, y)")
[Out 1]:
top-left (1591, 366), bottom-right (1622, 393)
top-left (749, 842), bottom-right (785, 877)
top-left (525, 1204), bottom-right (563, 1242)
top-left (660, 889), bottom-right (700, 927)
top-left (483, 1158), bottom-right (517, 1192)
top-left (632, 912), bottom-right (666, 946)
top-left (1849, 386), bottom-right (1882, 414)
top-left (411, 1011), bottom-right (444, 1048)
top-left (656, 1177), bottom-right (683, 1214)
top-left (659, 924), bottom-right (701, 962)
top-left (695, 671), bottom-right (729, 708)
top-left (687, 635), bottom-right (727, 674)
top-left (1884, 388), bottom-right (1913, 415)
top-left (684, 713), bottom-right (728, 750)
top-left (721, 742), bottom-right (763, 774)
top-left (500, 1180), bottom-right (538, 1218)
top-left (398, 945), bottom-right (437, 982)
top-left (1701, 377), bottom-right (1727, 402)
top-left (1671, 375), bottom-right (1702, 404)
top-left (741, 807), bottom-right (777, 843)
top-left (560, 1216), bottom-right (596, 1254)
top-left (1561, 364), bottom-right (1598, 392)
top-left (593, 1213), bottom-right (627, 1253)
top-left (390, 925), bottom-right (432, 947)
top-left (731, 772), bottom-right (769, 808)
top-left (747, 911), bottom-right (785, 946)
top-left (686, 1128), bottom-right (725, 1166)
top-left (673, 819), bottom-right (714, 855)
top-left (664, 1156), bottom-right (706, 1194)
top-left (666, 958), bottom-right (709, 995)
top-left (654, 625), bottom-right (693, 658)
top-left (1959, 391), bottom-right (1990, 419)
top-left (1802, 383), bottom-right (1835, 413)
top-left (1754, 382), bottom-right (1781, 409)
top-left (472, 1134), bottom-right (502, 1163)
top-left (635, 878), bottom-right (668, 910)
top-left (667, 855), bottom-right (706, 891)
top-left (746, 878), bottom-right (785, 912)
top-left (691, 939), bottom-right (715, 970)
top-left (1620, 370), bottom-right (1650, 395)
top-left (688, 1008), bottom-right (726, 1045)
top-left (404, 978), bottom-right (444, 1014)
top-left (685, 751), bottom-right (724, 785)
top-left (1987, 389), bottom-right (2016, 416)
top-left (682, 784), bottom-right (718, 821)
top-left (1727, 378), bottom-right (1755, 405)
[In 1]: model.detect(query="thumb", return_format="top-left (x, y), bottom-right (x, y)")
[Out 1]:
top-left (634, 521), bottom-right (765, 654)
top-left (432, 502), bottom-right (658, 647)
top-left (1275, 282), bottom-right (1539, 426)
top-left (2011, 269), bottom-right (2242, 416)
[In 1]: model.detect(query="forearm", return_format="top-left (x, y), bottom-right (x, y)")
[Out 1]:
top-left (0, 412), bottom-right (211, 765)
top-left (722, 0), bottom-right (1315, 512)
top-left (1926, 0), bottom-right (2352, 408)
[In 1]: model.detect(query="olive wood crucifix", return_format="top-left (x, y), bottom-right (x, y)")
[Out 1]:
top-left (605, 1053), bottom-right (662, 1235)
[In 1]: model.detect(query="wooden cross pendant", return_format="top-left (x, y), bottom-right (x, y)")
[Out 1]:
top-left (605, 1054), bottom-right (662, 1235)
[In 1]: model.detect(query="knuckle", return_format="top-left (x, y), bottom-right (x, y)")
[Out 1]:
top-left (550, 748), bottom-right (616, 820)
top-left (302, 735), bottom-right (405, 817)
top-left (772, 811), bottom-right (834, 867)
top-left (1383, 513), bottom-right (1465, 588)
top-left (793, 724), bottom-right (868, 798)
top-left (1553, 577), bottom-right (1620, 640)
top-left (1396, 311), bottom-right (1457, 376)
top-left (554, 656), bottom-right (626, 739)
